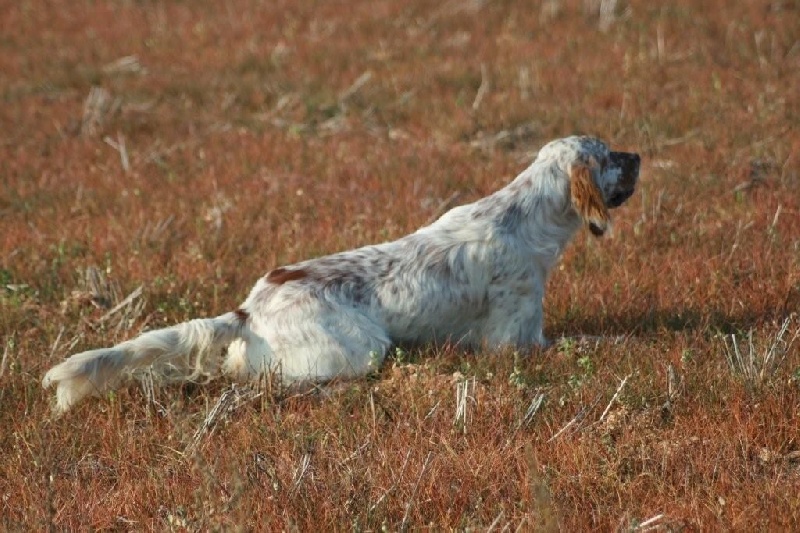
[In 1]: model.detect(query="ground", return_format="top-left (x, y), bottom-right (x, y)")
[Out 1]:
top-left (2, 0), bottom-right (800, 530)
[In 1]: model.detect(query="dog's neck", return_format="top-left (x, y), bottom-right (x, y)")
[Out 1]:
top-left (490, 160), bottom-right (583, 259)
top-left (415, 158), bottom-right (583, 269)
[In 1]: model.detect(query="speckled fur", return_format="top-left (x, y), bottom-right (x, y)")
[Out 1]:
top-left (43, 136), bottom-right (639, 412)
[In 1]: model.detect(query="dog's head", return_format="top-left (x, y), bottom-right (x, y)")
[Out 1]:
top-left (538, 136), bottom-right (640, 236)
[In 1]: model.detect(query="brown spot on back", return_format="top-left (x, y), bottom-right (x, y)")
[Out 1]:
top-left (234, 308), bottom-right (249, 322)
top-left (266, 267), bottom-right (308, 285)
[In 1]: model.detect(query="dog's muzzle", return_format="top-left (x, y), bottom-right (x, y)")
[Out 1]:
top-left (608, 151), bottom-right (640, 208)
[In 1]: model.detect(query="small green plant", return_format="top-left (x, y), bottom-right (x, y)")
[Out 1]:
top-left (557, 337), bottom-right (577, 357)
top-left (567, 373), bottom-right (583, 390)
top-left (577, 354), bottom-right (594, 375)
top-left (368, 350), bottom-right (382, 371)
top-left (791, 366), bottom-right (800, 385)
top-left (564, 343), bottom-right (595, 390)
top-left (393, 346), bottom-right (408, 365)
top-left (681, 348), bottom-right (694, 366)
top-left (508, 351), bottom-right (528, 389)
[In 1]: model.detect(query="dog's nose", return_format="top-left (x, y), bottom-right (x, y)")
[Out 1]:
top-left (610, 151), bottom-right (640, 170)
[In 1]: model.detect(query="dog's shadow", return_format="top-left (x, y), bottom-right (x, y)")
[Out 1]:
top-left (552, 305), bottom-right (792, 339)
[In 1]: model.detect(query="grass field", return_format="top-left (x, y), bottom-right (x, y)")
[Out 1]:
top-left (2, 0), bottom-right (800, 530)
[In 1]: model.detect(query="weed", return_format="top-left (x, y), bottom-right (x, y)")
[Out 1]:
top-left (723, 315), bottom-right (799, 391)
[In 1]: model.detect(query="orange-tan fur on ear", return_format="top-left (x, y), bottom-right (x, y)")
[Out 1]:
top-left (570, 164), bottom-right (610, 237)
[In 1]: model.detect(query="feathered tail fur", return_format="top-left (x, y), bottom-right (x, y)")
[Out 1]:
top-left (42, 311), bottom-right (246, 412)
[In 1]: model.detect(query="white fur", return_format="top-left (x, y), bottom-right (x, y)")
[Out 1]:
top-left (42, 136), bottom-right (638, 412)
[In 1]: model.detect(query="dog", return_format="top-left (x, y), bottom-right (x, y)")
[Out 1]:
top-left (43, 135), bottom-right (639, 412)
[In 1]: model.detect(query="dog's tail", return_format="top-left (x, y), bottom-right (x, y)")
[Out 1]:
top-left (42, 310), bottom-right (249, 412)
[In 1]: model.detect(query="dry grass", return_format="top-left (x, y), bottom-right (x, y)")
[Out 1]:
top-left (2, 0), bottom-right (800, 529)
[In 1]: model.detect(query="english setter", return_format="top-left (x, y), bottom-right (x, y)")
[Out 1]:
top-left (43, 136), bottom-right (639, 411)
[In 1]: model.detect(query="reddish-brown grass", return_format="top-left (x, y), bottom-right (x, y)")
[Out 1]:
top-left (2, 0), bottom-right (800, 529)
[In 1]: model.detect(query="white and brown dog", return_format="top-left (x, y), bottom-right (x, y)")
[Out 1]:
top-left (43, 136), bottom-right (639, 411)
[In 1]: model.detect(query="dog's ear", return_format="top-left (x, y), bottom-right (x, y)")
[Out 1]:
top-left (570, 164), bottom-right (610, 237)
